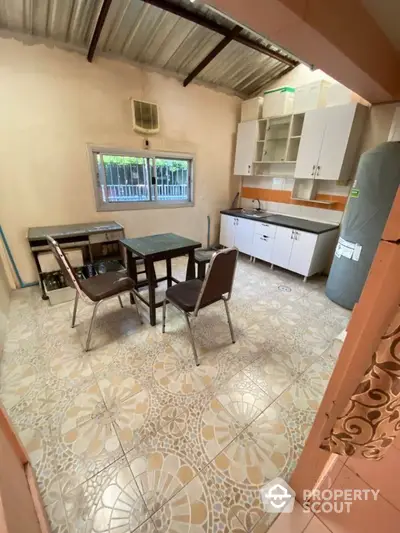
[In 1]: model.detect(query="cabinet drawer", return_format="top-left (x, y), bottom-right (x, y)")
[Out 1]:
top-left (254, 222), bottom-right (277, 238)
top-left (253, 234), bottom-right (274, 263)
top-left (89, 230), bottom-right (124, 244)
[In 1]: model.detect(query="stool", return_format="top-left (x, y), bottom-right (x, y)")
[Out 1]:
top-left (194, 249), bottom-right (215, 280)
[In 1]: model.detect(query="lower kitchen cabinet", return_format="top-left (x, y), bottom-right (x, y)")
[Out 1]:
top-left (269, 226), bottom-right (294, 270)
top-left (265, 225), bottom-right (338, 278)
top-left (234, 218), bottom-right (255, 256)
top-left (253, 234), bottom-right (274, 263)
top-left (219, 214), bottom-right (338, 279)
top-left (220, 214), bottom-right (236, 248)
top-left (270, 226), bottom-right (318, 275)
top-left (289, 229), bottom-right (318, 276)
top-left (219, 214), bottom-right (255, 255)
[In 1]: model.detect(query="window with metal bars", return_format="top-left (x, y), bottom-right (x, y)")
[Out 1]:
top-left (91, 148), bottom-right (194, 211)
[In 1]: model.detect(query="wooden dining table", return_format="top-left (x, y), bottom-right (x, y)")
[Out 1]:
top-left (120, 233), bottom-right (202, 326)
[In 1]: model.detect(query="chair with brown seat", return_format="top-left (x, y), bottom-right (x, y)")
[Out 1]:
top-left (47, 236), bottom-right (142, 351)
top-left (162, 247), bottom-right (238, 366)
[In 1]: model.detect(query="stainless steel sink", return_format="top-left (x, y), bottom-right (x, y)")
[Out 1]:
top-left (240, 209), bottom-right (269, 218)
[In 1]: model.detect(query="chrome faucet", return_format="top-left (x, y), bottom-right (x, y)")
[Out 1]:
top-left (252, 199), bottom-right (261, 211)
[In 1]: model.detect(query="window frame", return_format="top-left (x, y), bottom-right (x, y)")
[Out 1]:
top-left (89, 146), bottom-right (195, 212)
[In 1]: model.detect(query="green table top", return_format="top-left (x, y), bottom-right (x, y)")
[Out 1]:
top-left (121, 233), bottom-right (201, 258)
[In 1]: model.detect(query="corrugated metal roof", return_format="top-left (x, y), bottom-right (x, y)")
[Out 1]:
top-left (0, 0), bottom-right (297, 97)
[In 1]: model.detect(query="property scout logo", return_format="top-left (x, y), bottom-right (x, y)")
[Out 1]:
top-left (260, 477), bottom-right (379, 514)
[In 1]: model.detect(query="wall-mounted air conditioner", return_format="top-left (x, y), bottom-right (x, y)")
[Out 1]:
top-left (130, 99), bottom-right (160, 135)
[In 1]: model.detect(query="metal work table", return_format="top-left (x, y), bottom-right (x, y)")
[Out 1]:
top-left (28, 221), bottom-right (125, 299)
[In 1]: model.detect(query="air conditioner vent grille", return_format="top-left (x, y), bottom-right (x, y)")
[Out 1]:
top-left (131, 99), bottom-right (159, 134)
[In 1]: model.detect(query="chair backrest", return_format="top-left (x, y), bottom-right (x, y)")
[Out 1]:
top-left (194, 247), bottom-right (238, 314)
top-left (46, 236), bottom-right (87, 300)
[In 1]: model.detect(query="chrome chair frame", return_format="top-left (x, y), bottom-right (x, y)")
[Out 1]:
top-left (47, 236), bottom-right (143, 351)
top-left (162, 247), bottom-right (238, 366)
top-left (71, 288), bottom-right (143, 351)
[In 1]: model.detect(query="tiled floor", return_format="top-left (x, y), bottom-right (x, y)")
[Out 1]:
top-left (0, 256), bottom-right (350, 532)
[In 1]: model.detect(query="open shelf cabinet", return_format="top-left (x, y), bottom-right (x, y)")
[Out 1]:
top-left (254, 113), bottom-right (305, 169)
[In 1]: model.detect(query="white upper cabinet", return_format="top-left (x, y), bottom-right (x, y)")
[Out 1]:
top-left (294, 103), bottom-right (367, 181)
top-left (316, 104), bottom-right (358, 180)
top-left (294, 109), bottom-right (326, 179)
top-left (233, 120), bottom-right (258, 176)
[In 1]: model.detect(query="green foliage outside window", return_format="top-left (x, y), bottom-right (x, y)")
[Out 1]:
top-left (102, 155), bottom-right (188, 172)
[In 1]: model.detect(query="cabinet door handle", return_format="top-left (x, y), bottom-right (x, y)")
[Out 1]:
top-left (263, 235), bottom-right (268, 239)
top-left (316, 165), bottom-right (320, 176)
top-left (311, 164), bottom-right (316, 176)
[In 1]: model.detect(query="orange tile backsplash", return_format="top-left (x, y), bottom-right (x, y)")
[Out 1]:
top-left (241, 187), bottom-right (347, 211)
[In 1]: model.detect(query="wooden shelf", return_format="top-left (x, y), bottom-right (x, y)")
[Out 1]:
top-left (265, 137), bottom-right (288, 141)
top-left (253, 160), bottom-right (296, 164)
top-left (258, 113), bottom-right (292, 122)
top-left (291, 197), bottom-right (337, 205)
top-left (254, 173), bottom-right (294, 178)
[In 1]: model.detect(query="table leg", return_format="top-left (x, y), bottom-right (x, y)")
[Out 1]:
top-left (32, 251), bottom-right (48, 300)
top-left (197, 261), bottom-right (206, 281)
top-left (145, 257), bottom-right (157, 326)
top-left (166, 257), bottom-right (172, 288)
top-left (186, 250), bottom-right (196, 281)
top-left (126, 251), bottom-right (137, 304)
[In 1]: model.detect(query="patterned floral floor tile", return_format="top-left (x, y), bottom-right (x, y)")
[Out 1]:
top-left (12, 417), bottom-right (60, 508)
top-left (229, 293), bottom-right (288, 322)
top-left (52, 381), bottom-right (125, 490)
top-left (215, 372), bottom-right (273, 430)
top-left (0, 360), bottom-right (39, 411)
top-left (45, 339), bottom-right (94, 386)
top-left (166, 396), bottom-right (241, 472)
top-left (277, 355), bottom-right (335, 412)
top-left (60, 457), bottom-right (150, 533)
top-left (126, 430), bottom-right (201, 515)
top-left (243, 355), bottom-right (297, 401)
top-left (1, 255), bottom-right (348, 532)
top-left (152, 338), bottom-right (221, 398)
top-left (96, 372), bottom-right (153, 453)
top-left (199, 428), bottom-right (281, 531)
top-left (195, 313), bottom-right (274, 358)
top-left (246, 402), bottom-right (317, 482)
top-left (45, 480), bottom-right (70, 533)
top-left (151, 472), bottom-right (212, 532)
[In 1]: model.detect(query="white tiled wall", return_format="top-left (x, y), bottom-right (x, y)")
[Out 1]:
top-left (240, 196), bottom-right (343, 224)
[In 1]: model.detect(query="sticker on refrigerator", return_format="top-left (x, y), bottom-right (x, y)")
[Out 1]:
top-left (335, 237), bottom-right (362, 261)
top-left (352, 243), bottom-right (362, 262)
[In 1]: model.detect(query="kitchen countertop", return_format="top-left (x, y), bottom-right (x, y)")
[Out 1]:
top-left (220, 209), bottom-right (339, 235)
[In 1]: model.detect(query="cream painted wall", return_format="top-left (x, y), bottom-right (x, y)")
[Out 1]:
top-left (0, 37), bottom-right (240, 284)
top-left (359, 103), bottom-right (399, 153)
top-left (0, 254), bottom-right (11, 353)
top-left (263, 64), bottom-right (337, 92)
